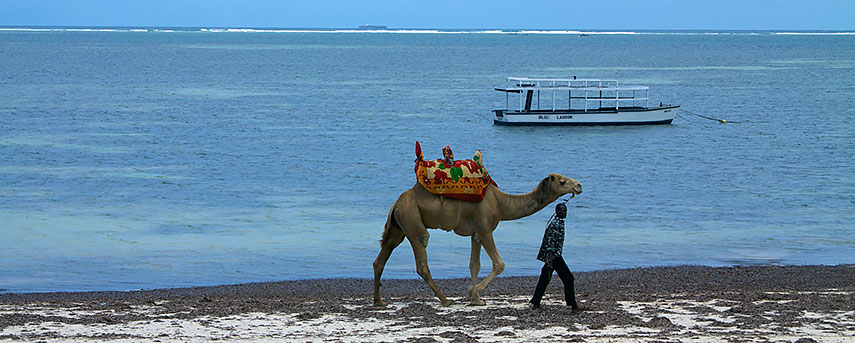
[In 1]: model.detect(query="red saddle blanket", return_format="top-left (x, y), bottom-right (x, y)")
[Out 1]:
top-left (414, 141), bottom-right (496, 202)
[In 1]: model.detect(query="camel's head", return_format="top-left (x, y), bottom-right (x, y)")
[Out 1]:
top-left (546, 173), bottom-right (582, 198)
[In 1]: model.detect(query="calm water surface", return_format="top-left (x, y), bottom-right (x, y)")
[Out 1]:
top-left (1, 29), bottom-right (853, 292)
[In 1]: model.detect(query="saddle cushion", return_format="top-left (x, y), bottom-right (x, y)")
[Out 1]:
top-left (414, 142), bottom-right (496, 202)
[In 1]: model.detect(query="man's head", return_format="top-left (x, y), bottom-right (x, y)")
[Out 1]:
top-left (555, 203), bottom-right (567, 218)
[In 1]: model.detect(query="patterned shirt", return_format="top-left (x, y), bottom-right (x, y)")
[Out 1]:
top-left (536, 217), bottom-right (564, 263)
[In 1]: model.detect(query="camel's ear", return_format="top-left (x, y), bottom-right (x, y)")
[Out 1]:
top-left (550, 175), bottom-right (555, 182)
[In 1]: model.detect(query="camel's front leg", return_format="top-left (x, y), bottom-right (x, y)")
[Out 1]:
top-left (472, 233), bottom-right (505, 299)
top-left (468, 234), bottom-right (486, 306)
top-left (408, 233), bottom-right (452, 307)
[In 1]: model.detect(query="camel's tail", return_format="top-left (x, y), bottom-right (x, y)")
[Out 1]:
top-left (380, 205), bottom-right (399, 245)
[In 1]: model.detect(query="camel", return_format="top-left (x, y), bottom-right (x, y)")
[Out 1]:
top-left (373, 173), bottom-right (582, 307)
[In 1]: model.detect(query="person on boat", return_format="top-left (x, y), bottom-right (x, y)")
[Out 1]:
top-left (529, 203), bottom-right (579, 310)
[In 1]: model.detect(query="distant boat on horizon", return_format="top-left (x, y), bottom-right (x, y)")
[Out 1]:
top-left (358, 24), bottom-right (387, 30)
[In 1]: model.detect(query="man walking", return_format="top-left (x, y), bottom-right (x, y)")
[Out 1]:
top-left (529, 203), bottom-right (579, 310)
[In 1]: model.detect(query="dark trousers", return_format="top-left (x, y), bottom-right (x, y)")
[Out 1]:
top-left (530, 255), bottom-right (577, 308)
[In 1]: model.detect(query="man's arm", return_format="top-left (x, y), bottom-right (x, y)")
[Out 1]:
top-left (545, 252), bottom-right (555, 268)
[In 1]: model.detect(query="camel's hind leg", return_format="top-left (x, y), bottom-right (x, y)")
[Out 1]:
top-left (373, 220), bottom-right (405, 306)
top-left (407, 231), bottom-right (452, 307)
top-left (468, 234), bottom-right (486, 306)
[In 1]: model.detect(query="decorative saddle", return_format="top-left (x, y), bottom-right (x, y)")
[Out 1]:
top-left (414, 141), bottom-right (496, 202)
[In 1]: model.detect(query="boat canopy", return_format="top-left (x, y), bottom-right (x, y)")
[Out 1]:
top-left (496, 77), bottom-right (650, 112)
top-left (495, 77), bottom-right (648, 92)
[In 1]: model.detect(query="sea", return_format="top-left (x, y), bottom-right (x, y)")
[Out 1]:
top-left (1, 27), bottom-right (853, 293)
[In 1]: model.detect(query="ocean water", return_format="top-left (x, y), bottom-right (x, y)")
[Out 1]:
top-left (1, 28), bottom-right (853, 293)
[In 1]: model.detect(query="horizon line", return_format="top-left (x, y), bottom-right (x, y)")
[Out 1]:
top-left (1, 25), bottom-right (855, 32)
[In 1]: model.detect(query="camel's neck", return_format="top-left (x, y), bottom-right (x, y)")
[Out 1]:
top-left (495, 179), bottom-right (559, 221)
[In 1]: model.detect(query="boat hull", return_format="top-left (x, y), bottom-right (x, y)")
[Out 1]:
top-left (493, 106), bottom-right (679, 126)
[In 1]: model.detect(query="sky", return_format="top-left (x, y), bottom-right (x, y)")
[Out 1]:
top-left (1, 0), bottom-right (853, 30)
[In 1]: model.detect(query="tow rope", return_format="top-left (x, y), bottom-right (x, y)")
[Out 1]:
top-left (678, 109), bottom-right (736, 124)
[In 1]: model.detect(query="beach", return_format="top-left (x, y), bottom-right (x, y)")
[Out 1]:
top-left (2, 265), bottom-right (853, 342)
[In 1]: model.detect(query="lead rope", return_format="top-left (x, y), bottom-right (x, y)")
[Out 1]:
top-left (545, 194), bottom-right (574, 228)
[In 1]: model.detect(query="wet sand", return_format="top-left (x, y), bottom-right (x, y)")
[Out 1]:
top-left (1, 265), bottom-right (853, 342)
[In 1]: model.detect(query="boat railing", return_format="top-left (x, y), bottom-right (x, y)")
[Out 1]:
top-left (500, 78), bottom-right (651, 112)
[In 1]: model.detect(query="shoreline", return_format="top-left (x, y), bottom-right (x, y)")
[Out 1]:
top-left (2, 265), bottom-right (854, 342)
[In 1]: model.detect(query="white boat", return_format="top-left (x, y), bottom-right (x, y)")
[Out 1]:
top-left (493, 77), bottom-right (679, 126)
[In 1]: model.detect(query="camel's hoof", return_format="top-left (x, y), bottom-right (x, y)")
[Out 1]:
top-left (469, 299), bottom-right (486, 306)
top-left (374, 299), bottom-right (387, 307)
top-left (441, 299), bottom-right (453, 307)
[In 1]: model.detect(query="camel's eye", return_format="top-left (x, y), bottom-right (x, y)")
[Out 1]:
top-left (560, 180), bottom-right (566, 185)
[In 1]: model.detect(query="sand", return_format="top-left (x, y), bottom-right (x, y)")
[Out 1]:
top-left (1, 265), bottom-right (853, 342)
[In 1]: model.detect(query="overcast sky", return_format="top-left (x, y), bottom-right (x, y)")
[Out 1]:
top-left (1, 0), bottom-right (853, 30)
